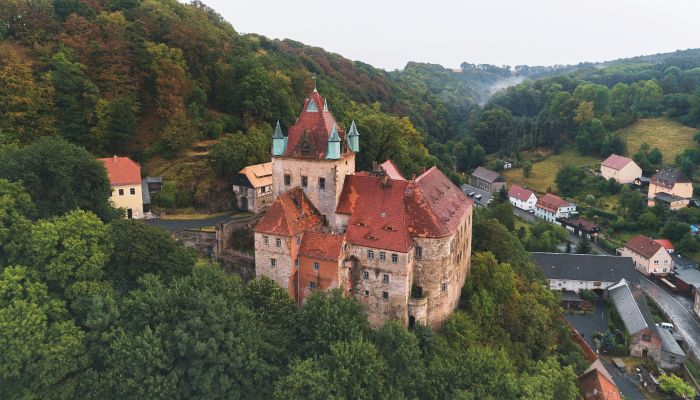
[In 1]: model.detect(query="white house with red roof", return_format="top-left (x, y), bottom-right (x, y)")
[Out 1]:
top-left (600, 154), bottom-right (642, 184)
top-left (98, 156), bottom-right (144, 219)
top-left (534, 193), bottom-right (576, 223)
top-left (254, 89), bottom-right (473, 328)
top-left (618, 234), bottom-right (673, 276)
top-left (508, 184), bottom-right (537, 211)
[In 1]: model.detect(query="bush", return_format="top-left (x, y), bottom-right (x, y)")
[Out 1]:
top-left (658, 374), bottom-right (696, 398)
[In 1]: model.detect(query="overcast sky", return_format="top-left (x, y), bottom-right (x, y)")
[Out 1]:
top-left (199, 0), bottom-right (699, 71)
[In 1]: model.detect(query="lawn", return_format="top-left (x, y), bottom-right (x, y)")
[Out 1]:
top-left (502, 149), bottom-right (600, 194)
top-left (614, 117), bottom-right (697, 162)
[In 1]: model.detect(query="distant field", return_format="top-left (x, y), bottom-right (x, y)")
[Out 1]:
top-left (614, 117), bottom-right (697, 161)
top-left (502, 149), bottom-right (599, 194)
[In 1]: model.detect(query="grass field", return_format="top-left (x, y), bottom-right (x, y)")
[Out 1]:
top-left (614, 117), bottom-right (697, 161)
top-left (502, 149), bottom-right (600, 194)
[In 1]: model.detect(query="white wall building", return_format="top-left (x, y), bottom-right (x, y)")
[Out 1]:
top-left (508, 184), bottom-right (537, 211)
top-left (534, 193), bottom-right (576, 223)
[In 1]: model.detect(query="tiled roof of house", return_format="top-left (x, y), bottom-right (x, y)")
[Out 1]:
top-left (337, 166), bottom-right (471, 252)
top-left (98, 156), bottom-right (141, 186)
top-left (651, 168), bottom-right (691, 190)
top-left (298, 232), bottom-right (345, 261)
top-left (579, 367), bottom-right (621, 400)
top-left (531, 253), bottom-right (638, 285)
top-left (471, 166), bottom-right (504, 183)
top-left (283, 89), bottom-right (351, 159)
top-left (536, 193), bottom-right (571, 213)
top-left (380, 160), bottom-right (405, 180)
top-left (238, 162), bottom-right (272, 188)
top-left (625, 234), bottom-right (663, 260)
top-left (653, 239), bottom-right (674, 251)
top-left (657, 326), bottom-right (685, 356)
top-left (508, 184), bottom-right (534, 202)
top-left (601, 154), bottom-right (633, 171)
top-left (254, 188), bottom-right (322, 236)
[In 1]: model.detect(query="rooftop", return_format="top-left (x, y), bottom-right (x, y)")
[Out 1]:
top-left (536, 193), bottom-right (571, 213)
top-left (651, 168), bottom-right (691, 189)
top-left (672, 253), bottom-right (698, 269)
top-left (657, 326), bottom-right (685, 357)
top-left (254, 188), bottom-right (323, 236)
top-left (531, 253), bottom-right (639, 285)
top-left (674, 268), bottom-right (700, 288)
top-left (601, 154), bottom-right (634, 171)
top-left (235, 162), bottom-right (272, 189)
top-left (653, 191), bottom-right (687, 203)
top-left (380, 160), bottom-right (405, 180)
top-left (508, 184), bottom-right (535, 202)
top-left (98, 156), bottom-right (141, 186)
top-left (579, 367), bottom-right (621, 400)
top-left (298, 232), bottom-right (345, 261)
top-left (471, 166), bottom-right (504, 183)
top-left (624, 234), bottom-right (664, 260)
top-left (608, 280), bottom-right (649, 335)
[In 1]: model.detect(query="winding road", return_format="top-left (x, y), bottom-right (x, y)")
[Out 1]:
top-left (144, 213), bottom-right (254, 231)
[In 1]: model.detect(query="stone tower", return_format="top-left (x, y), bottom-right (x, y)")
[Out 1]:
top-left (271, 89), bottom-right (356, 228)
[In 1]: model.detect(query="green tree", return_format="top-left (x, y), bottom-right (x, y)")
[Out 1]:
top-left (489, 201), bottom-right (516, 231)
top-left (618, 186), bottom-right (646, 219)
top-left (575, 235), bottom-right (591, 254)
top-left (522, 161), bottom-right (533, 177)
top-left (324, 339), bottom-right (389, 400)
top-left (658, 374), bottom-right (696, 398)
top-left (555, 165), bottom-right (585, 196)
top-left (92, 95), bottom-right (139, 153)
top-left (475, 106), bottom-right (515, 153)
top-left (373, 321), bottom-right (427, 399)
top-left (273, 359), bottom-right (337, 400)
top-left (518, 358), bottom-right (579, 400)
top-left (206, 125), bottom-right (271, 177)
top-left (0, 179), bottom-right (35, 265)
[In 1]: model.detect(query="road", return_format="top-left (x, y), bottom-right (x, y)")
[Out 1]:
top-left (639, 275), bottom-right (700, 361)
top-left (144, 213), bottom-right (253, 231)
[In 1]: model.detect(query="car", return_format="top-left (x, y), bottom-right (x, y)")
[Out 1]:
top-left (656, 322), bottom-right (674, 331)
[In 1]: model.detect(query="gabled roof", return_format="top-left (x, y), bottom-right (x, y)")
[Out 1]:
top-left (608, 279), bottom-right (650, 335)
top-left (651, 168), bottom-right (691, 189)
top-left (98, 156), bottom-right (141, 186)
top-left (508, 184), bottom-right (535, 202)
top-left (653, 239), bottom-right (674, 251)
top-left (579, 367), bottom-right (621, 400)
top-left (624, 234), bottom-right (665, 260)
top-left (601, 154), bottom-right (633, 171)
top-left (298, 232), bottom-right (345, 261)
top-left (380, 160), bottom-right (405, 180)
top-left (471, 166), bottom-right (504, 183)
top-left (283, 89), bottom-right (351, 159)
top-left (531, 253), bottom-right (639, 285)
top-left (237, 162), bottom-right (272, 189)
top-left (254, 188), bottom-right (322, 236)
top-left (657, 326), bottom-right (685, 356)
top-left (536, 193), bottom-right (571, 213)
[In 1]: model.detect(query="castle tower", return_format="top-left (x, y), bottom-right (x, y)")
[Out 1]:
top-left (347, 120), bottom-right (360, 153)
top-left (271, 89), bottom-right (356, 228)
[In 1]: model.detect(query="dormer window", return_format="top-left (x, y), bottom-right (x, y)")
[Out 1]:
top-left (300, 140), bottom-right (311, 156)
top-left (306, 99), bottom-right (318, 112)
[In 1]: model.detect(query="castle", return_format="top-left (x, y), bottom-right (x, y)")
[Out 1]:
top-left (253, 88), bottom-right (473, 328)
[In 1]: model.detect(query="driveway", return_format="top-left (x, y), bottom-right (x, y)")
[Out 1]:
top-left (145, 213), bottom-right (254, 231)
top-left (639, 275), bottom-right (700, 361)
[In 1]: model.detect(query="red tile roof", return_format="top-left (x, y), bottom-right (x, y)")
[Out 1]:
top-left (508, 184), bottom-right (534, 202)
top-left (298, 232), bottom-right (345, 261)
top-left (601, 154), bottom-right (633, 171)
top-left (570, 218), bottom-right (599, 232)
top-left (254, 188), bottom-right (322, 236)
top-left (536, 193), bottom-right (571, 213)
top-left (653, 239), bottom-right (674, 251)
top-left (625, 234), bottom-right (663, 259)
top-left (98, 156), bottom-right (141, 186)
top-left (283, 89), bottom-right (351, 159)
top-left (337, 166), bottom-right (472, 252)
top-left (380, 160), bottom-right (405, 180)
top-left (579, 368), bottom-right (621, 400)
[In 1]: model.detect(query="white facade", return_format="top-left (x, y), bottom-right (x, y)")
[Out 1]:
top-left (534, 204), bottom-right (576, 223)
top-left (509, 193), bottom-right (537, 211)
top-left (547, 278), bottom-right (617, 293)
top-left (601, 161), bottom-right (642, 184)
top-left (618, 246), bottom-right (672, 276)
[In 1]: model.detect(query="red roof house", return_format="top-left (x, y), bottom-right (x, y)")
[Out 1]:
top-left (98, 156), bottom-right (141, 186)
top-left (508, 184), bottom-right (534, 202)
top-left (653, 239), bottom-right (674, 253)
top-left (601, 154), bottom-right (633, 171)
top-left (579, 367), bottom-right (621, 400)
top-left (536, 193), bottom-right (571, 213)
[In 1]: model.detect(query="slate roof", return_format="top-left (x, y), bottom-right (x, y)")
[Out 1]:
top-left (608, 280), bottom-right (649, 335)
top-left (651, 168), bottom-right (691, 190)
top-left (531, 253), bottom-right (639, 285)
top-left (283, 89), bottom-right (351, 159)
top-left (672, 253), bottom-right (698, 269)
top-left (141, 180), bottom-right (150, 205)
top-left (624, 234), bottom-right (664, 260)
top-left (460, 184), bottom-right (492, 208)
top-left (254, 188), bottom-right (322, 236)
top-left (601, 154), bottom-right (633, 171)
top-left (559, 218), bottom-right (599, 233)
top-left (236, 162), bottom-right (272, 189)
top-left (471, 166), bottom-right (504, 183)
top-left (674, 268), bottom-right (700, 288)
top-left (98, 156), bottom-right (141, 186)
top-left (508, 184), bottom-right (535, 202)
top-left (536, 193), bottom-right (571, 213)
top-left (380, 160), bottom-right (405, 180)
top-left (657, 326), bottom-right (685, 356)
top-left (298, 232), bottom-right (345, 261)
top-left (653, 191), bottom-right (687, 203)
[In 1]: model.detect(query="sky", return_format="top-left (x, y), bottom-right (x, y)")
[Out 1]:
top-left (199, 0), bottom-right (700, 71)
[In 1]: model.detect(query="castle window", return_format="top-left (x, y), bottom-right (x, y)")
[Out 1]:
top-left (276, 238), bottom-right (281, 247)
top-left (309, 281), bottom-right (316, 289)
top-left (301, 176), bottom-right (308, 187)
top-left (367, 250), bottom-right (374, 259)
top-left (313, 262), bottom-right (320, 270)
top-left (295, 259), bottom-right (298, 267)
top-left (363, 271), bottom-right (369, 280)
top-left (441, 282), bottom-right (447, 292)
top-left (364, 290), bottom-right (369, 296)
top-left (130, 187), bottom-right (136, 195)
top-left (264, 236), bottom-right (269, 245)
top-left (379, 251), bottom-right (386, 261)
top-left (415, 246), bottom-right (423, 258)
top-left (382, 291), bottom-right (389, 300)
top-left (284, 174), bottom-right (291, 186)
top-left (319, 177), bottom-right (325, 190)
top-left (391, 254), bottom-right (398, 263)
top-left (270, 258), bottom-right (276, 267)
top-left (383, 274), bottom-right (389, 283)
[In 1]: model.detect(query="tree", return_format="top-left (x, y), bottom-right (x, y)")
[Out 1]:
top-left (91, 95), bottom-right (139, 153)
top-left (273, 359), bottom-right (337, 400)
top-left (661, 220), bottom-right (690, 242)
top-left (0, 137), bottom-right (117, 220)
top-left (489, 201), bottom-right (516, 231)
top-left (373, 321), bottom-right (426, 399)
top-left (324, 339), bottom-right (389, 400)
top-left (522, 161), bottom-right (533, 177)
top-left (206, 126), bottom-right (271, 177)
top-left (658, 374), bottom-right (696, 398)
top-left (618, 186), bottom-right (646, 219)
top-left (575, 235), bottom-right (591, 254)
top-left (555, 165), bottom-right (585, 196)
top-left (600, 134), bottom-right (627, 157)
top-left (0, 179), bottom-right (35, 265)
top-left (474, 106), bottom-right (515, 153)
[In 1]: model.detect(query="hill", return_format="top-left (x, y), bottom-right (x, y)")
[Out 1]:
top-left (614, 117), bottom-right (698, 162)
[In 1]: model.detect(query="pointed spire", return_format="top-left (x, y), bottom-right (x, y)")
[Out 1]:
top-left (323, 98), bottom-right (328, 111)
top-left (348, 120), bottom-right (359, 153)
top-left (329, 124), bottom-right (340, 142)
top-left (272, 120), bottom-right (284, 139)
top-left (348, 120), bottom-right (359, 136)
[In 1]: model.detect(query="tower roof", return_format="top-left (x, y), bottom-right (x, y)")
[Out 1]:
top-left (329, 124), bottom-right (340, 142)
top-left (272, 121), bottom-right (284, 139)
top-left (348, 120), bottom-right (359, 136)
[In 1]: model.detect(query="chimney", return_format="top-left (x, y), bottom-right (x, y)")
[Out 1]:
top-left (113, 155), bottom-right (117, 163)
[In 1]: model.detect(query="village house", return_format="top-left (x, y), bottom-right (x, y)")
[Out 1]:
top-left (534, 193), bottom-right (576, 223)
top-left (470, 166), bottom-right (506, 193)
top-left (254, 89), bottom-right (473, 328)
top-left (571, 327), bottom-right (621, 400)
top-left (647, 168), bottom-right (692, 209)
top-left (608, 280), bottom-right (685, 370)
top-left (531, 253), bottom-right (638, 294)
top-left (232, 162), bottom-right (273, 213)
top-left (508, 184), bottom-right (537, 211)
top-left (617, 235), bottom-right (673, 276)
top-left (557, 218), bottom-right (600, 241)
top-left (98, 156), bottom-right (144, 219)
top-left (600, 154), bottom-right (642, 184)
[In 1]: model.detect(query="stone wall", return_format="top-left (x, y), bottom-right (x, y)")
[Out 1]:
top-left (254, 232), bottom-right (299, 296)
